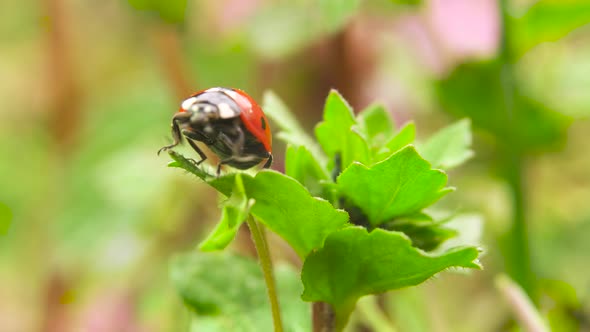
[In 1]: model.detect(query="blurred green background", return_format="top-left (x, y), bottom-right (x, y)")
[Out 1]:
top-left (1, 0), bottom-right (590, 331)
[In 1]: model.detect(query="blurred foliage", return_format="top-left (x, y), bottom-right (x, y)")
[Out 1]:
top-left (0, 202), bottom-right (11, 235)
top-left (436, 60), bottom-right (569, 155)
top-left (263, 91), bottom-right (328, 168)
top-left (510, 0), bottom-right (590, 59)
top-left (247, 0), bottom-right (360, 59)
top-left (517, 29), bottom-right (590, 119)
top-left (389, 0), bottom-right (422, 5)
top-left (127, 0), bottom-right (188, 23)
top-left (54, 82), bottom-right (179, 264)
top-left (541, 279), bottom-right (587, 332)
top-left (171, 252), bottom-right (309, 331)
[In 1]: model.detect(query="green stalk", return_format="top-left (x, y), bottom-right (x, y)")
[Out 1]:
top-left (503, 152), bottom-right (536, 300)
top-left (498, 0), bottom-right (537, 302)
top-left (247, 215), bottom-right (284, 332)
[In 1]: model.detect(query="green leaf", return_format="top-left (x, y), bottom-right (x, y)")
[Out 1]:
top-left (167, 151), bottom-right (213, 181)
top-left (199, 175), bottom-right (252, 251)
top-left (381, 214), bottom-right (457, 251)
top-left (247, 171), bottom-right (348, 258)
top-left (168, 150), bottom-right (235, 197)
top-left (262, 91), bottom-right (327, 168)
top-left (419, 119), bottom-right (473, 169)
top-left (171, 252), bottom-right (310, 331)
top-left (0, 201), bottom-right (12, 235)
top-left (301, 227), bottom-right (481, 329)
top-left (355, 104), bottom-right (395, 151)
top-left (376, 121), bottom-right (416, 161)
top-left (511, 1), bottom-right (590, 58)
top-left (315, 90), bottom-right (370, 171)
top-left (337, 146), bottom-right (452, 226)
top-left (436, 61), bottom-right (569, 153)
top-left (167, 152), bottom-right (347, 256)
top-left (285, 145), bottom-right (330, 197)
top-left (127, 0), bottom-right (187, 23)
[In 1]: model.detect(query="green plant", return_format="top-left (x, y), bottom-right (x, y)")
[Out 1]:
top-left (165, 90), bottom-right (481, 331)
top-left (0, 201), bottom-right (11, 235)
top-left (434, 0), bottom-right (590, 303)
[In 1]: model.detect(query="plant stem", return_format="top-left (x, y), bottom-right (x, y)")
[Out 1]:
top-left (151, 24), bottom-right (194, 100)
top-left (313, 302), bottom-right (336, 332)
top-left (44, 0), bottom-right (81, 154)
top-left (498, 0), bottom-right (537, 302)
top-left (246, 215), bottom-right (284, 332)
top-left (503, 153), bottom-right (535, 300)
top-left (496, 275), bottom-right (548, 332)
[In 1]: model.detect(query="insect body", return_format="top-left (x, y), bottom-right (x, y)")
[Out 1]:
top-left (158, 87), bottom-right (272, 175)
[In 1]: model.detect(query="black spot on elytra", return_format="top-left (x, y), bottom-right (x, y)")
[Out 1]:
top-left (261, 117), bottom-right (266, 130)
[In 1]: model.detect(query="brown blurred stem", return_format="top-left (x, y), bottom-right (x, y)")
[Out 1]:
top-left (40, 272), bottom-right (70, 332)
top-left (151, 24), bottom-right (194, 100)
top-left (41, 0), bottom-right (81, 330)
top-left (44, 0), bottom-right (81, 154)
top-left (313, 302), bottom-right (336, 332)
top-left (498, 0), bottom-right (537, 303)
top-left (321, 22), bottom-right (372, 111)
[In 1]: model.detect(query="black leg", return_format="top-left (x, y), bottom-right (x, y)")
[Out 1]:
top-left (158, 112), bottom-right (190, 155)
top-left (263, 153), bottom-right (273, 169)
top-left (186, 139), bottom-right (208, 165)
top-left (216, 156), bottom-right (239, 177)
top-left (216, 124), bottom-right (244, 156)
top-left (216, 159), bottom-right (230, 177)
top-left (183, 129), bottom-right (215, 145)
top-left (214, 130), bottom-right (242, 177)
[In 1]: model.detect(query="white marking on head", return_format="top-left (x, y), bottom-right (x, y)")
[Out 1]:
top-left (181, 97), bottom-right (197, 111)
top-left (218, 103), bottom-right (237, 119)
top-left (190, 112), bottom-right (203, 122)
top-left (199, 104), bottom-right (215, 113)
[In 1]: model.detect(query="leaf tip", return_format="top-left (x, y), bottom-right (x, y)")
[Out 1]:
top-left (441, 186), bottom-right (456, 194)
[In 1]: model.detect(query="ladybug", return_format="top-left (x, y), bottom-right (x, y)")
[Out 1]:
top-left (158, 87), bottom-right (272, 175)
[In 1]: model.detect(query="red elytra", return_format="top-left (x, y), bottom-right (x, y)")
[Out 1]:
top-left (216, 88), bottom-right (272, 153)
